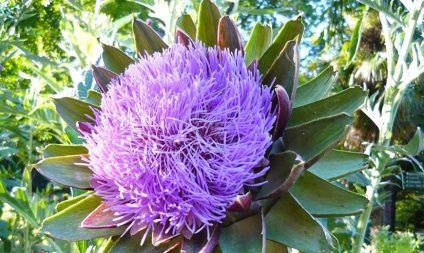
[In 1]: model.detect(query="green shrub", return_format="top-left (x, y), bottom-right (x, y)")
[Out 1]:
top-left (363, 226), bottom-right (424, 253)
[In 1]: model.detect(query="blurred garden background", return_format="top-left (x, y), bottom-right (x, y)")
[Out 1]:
top-left (0, 0), bottom-right (423, 252)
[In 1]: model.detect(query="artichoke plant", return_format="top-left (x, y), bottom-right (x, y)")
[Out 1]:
top-left (35, 0), bottom-right (369, 252)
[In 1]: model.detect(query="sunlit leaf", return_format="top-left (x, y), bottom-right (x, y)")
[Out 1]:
top-left (262, 41), bottom-right (299, 99)
top-left (197, 0), bottom-right (221, 47)
top-left (35, 155), bottom-right (92, 189)
top-left (176, 14), bottom-right (196, 40)
top-left (86, 90), bottom-right (102, 106)
top-left (133, 17), bottom-right (168, 57)
top-left (345, 14), bottom-right (363, 68)
top-left (101, 43), bottom-right (135, 74)
top-left (43, 144), bottom-right (88, 158)
top-left (294, 66), bottom-right (336, 107)
top-left (259, 16), bottom-right (303, 74)
top-left (41, 196), bottom-right (125, 241)
top-left (244, 22), bottom-right (272, 66)
top-left (51, 97), bottom-right (99, 132)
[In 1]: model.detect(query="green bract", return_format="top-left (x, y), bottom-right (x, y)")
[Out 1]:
top-left (35, 0), bottom-right (369, 252)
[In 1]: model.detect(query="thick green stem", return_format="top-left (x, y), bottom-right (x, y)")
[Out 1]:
top-left (352, 202), bottom-right (373, 253)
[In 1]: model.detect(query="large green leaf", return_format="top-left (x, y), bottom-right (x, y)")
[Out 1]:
top-left (290, 171), bottom-right (368, 216)
top-left (196, 0), bottom-right (221, 47)
top-left (265, 193), bottom-right (336, 253)
top-left (262, 40), bottom-right (299, 99)
top-left (41, 196), bottom-right (125, 241)
top-left (219, 212), bottom-right (264, 253)
top-left (294, 66), bottom-right (336, 107)
top-left (244, 22), bottom-right (272, 66)
top-left (43, 144), bottom-right (88, 158)
top-left (52, 97), bottom-right (99, 132)
top-left (254, 151), bottom-right (304, 200)
top-left (217, 16), bottom-right (243, 53)
top-left (283, 113), bottom-right (353, 165)
top-left (288, 87), bottom-right (367, 127)
top-left (258, 16), bottom-right (303, 75)
top-left (101, 43), bottom-right (134, 74)
top-left (133, 17), bottom-right (168, 57)
top-left (176, 14), bottom-right (197, 40)
top-left (35, 155), bottom-right (92, 189)
top-left (308, 150), bottom-right (368, 181)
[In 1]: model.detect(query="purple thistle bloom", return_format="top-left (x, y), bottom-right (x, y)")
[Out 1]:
top-left (83, 43), bottom-right (275, 241)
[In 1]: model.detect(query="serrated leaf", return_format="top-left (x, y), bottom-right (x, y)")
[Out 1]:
top-left (197, 0), bottom-right (221, 47)
top-left (35, 155), bottom-right (92, 189)
top-left (290, 171), bottom-right (368, 216)
top-left (283, 113), bottom-right (353, 166)
top-left (43, 144), bottom-right (88, 158)
top-left (91, 65), bottom-right (116, 93)
top-left (259, 16), bottom-right (304, 74)
top-left (176, 14), bottom-right (196, 40)
top-left (87, 90), bottom-right (102, 106)
top-left (308, 150), bottom-right (368, 181)
top-left (41, 196), bottom-right (126, 241)
top-left (288, 87), bottom-right (367, 127)
top-left (245, 22), bottom-right (272, 66)
top-left (262, 41), bottom-right (299, 100)
top-left (52, 97), bottom-right (99, 132)
top-left (265, 193), bottom-right (336, 253)
top-left (133, 17), bottom-right (168, 57)
top-left (294, 66), bottom-right (336, 107)
top-left (217, 15), bottom-right (243, 54)
top-left (255, 151), bottom-right (304, 200)
top-left (101, 43), bottom-right (134, 74)
top-left (219, 213), bottom-right (263, 253)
